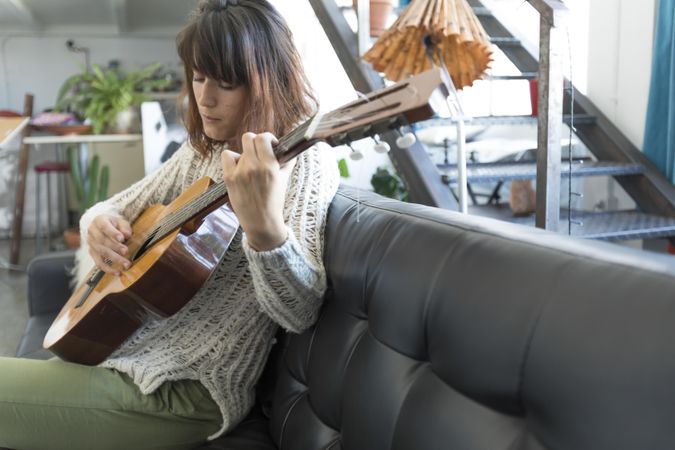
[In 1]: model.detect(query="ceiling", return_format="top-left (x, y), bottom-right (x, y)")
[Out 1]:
top-left (0, 0), bottom-right (201, 37)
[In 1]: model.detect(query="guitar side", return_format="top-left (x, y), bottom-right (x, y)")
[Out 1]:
top-left (44, 177), bottom-right (240, 365)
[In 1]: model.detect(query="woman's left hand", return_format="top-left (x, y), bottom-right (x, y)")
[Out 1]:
top-left (221, 132), bottom-right (294, 251)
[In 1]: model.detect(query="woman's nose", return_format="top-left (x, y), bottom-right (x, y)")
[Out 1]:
top-left (197, 81), bottom-right (217, 107)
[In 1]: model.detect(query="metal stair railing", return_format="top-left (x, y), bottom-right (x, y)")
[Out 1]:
top-left (308, 0), bottom-right (458, 210)
top-left (471, 0), bottom-right (675, 220)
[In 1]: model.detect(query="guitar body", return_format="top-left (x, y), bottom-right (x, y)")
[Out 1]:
top-left (44, 177), bottom-right (240, 365)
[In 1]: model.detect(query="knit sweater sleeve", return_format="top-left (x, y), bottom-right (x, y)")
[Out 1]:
top-left (74, 142), bottom-right (193, 283)
top-left (242, 145), bottom-right (340, 333)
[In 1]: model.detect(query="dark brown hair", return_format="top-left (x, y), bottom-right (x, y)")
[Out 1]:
top-left (176, 0), bottom-right (318, 155)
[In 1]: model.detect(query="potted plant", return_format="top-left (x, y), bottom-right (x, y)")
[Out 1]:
top-left (62, 146), bottom-right (110, 249)
top-left (371, 166), bottom-right (409, 201)
top-left (55, 63), bottom-right (169, 134)
top-left (352, 0), bottom-right (398, 37)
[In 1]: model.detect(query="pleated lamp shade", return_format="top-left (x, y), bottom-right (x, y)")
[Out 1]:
top-left (363, 0), bottom-right (492, 89)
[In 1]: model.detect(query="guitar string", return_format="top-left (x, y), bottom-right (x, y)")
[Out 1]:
top-left (139, 119), bottom-right (315, 250)
top-left (312, 84), bottom-right (420, 134)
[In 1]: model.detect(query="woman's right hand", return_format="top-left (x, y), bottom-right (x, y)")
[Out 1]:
top-left (87, 215), bottom-right (133, 275)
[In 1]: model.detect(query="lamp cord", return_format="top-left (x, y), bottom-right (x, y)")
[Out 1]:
top-left (566, 27), bottom-right (577, 235)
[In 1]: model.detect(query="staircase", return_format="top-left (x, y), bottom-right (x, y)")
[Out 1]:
top-left (309, 0), bottom-right (675, 243)
top-left (464, 0), bottom-right (675, 241)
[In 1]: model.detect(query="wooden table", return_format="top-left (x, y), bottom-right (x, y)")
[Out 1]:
top-left (0, 117), bottom-right (29, 148)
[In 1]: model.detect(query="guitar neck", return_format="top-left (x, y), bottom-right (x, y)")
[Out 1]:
top-left (141, 67), bottom-right (449, 253)
top-left (146, 119), bottom-right (320, 249)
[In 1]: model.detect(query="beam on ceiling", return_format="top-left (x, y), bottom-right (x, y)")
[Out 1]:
top-left (7, 0), bottom-right (40, 29)
top-left (111, 0), bottom-right (128, 34)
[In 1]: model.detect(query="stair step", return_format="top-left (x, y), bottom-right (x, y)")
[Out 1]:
top-left (419, 114), bottom-right (596, 128)
top-left (439, 161), bottom-right (644, 184)
top-left (472, 6), bottom-right (492, 16)
top-left (470, 114), bottom-right (596, 126)
top-left (486, 73), bottom-right (538, 81)
top-left (489, 36), bottom-right (522, 47)
top-left (469, 207), bottom-right (675, 241)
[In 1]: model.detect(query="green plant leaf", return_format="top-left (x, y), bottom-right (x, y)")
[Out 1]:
top-left (56, 62), bottom-right (167, 133)
top-left (337, 158), bottom-right (350, 178)
top-left (66, 146), bottom-right (84, 204)
top-left (370, 166), bottom-right (409, 201)
top-left (98, 165), bottom-right (110, 201)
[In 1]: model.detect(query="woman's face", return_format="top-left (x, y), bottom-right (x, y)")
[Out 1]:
top-left (192, 69), bottom-right (249, 144)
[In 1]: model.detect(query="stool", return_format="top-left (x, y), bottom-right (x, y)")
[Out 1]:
top-left (34, 161), bottom-right (70, 253)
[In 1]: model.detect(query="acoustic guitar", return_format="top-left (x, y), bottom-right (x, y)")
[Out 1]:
top-left (44, 67), bottom-right (453, 365)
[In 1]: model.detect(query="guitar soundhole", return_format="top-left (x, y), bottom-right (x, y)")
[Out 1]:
top-left (133, 230), bottom-right (158, 261)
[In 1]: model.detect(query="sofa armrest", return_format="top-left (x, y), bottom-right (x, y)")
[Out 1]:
top-left (26, 250), bottom-right (75, 316)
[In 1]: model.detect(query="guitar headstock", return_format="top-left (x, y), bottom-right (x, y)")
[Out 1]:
top-left (307, 67), bottom-right (452, 147)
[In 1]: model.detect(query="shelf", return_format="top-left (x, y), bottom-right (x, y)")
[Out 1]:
top-left (24, 134), bottom-right (142, 145)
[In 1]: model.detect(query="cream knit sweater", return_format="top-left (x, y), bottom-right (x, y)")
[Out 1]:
top-left (76, 141), bottom-right (339, 439)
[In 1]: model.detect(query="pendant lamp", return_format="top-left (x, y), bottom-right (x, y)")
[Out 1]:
top-left (363, 0), bottom-right (492, 89)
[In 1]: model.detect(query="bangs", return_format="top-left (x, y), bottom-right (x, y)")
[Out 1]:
top-left (177, 13), bottom-right (244, 86)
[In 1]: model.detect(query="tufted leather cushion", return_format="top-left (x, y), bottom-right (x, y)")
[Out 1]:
top-left (268, 186), bottom-right (675, 450)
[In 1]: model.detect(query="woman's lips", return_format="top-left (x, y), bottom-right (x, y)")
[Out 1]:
top-left (201, 114), bottom-right (221, 123)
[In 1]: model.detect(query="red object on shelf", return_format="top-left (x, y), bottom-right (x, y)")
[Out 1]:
top-left (34, 161), bottom-right (70, 173)
top-left (529, 79), bottom-right (538, 116)
top-left (668, 241), bottom-right (675, 255)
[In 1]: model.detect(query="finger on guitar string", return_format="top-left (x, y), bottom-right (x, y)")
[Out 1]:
top-left (110, 216), bottom-right (133, 241)
top-left (240, 132), bottom-right (259, 160)
top-left (220, 150), bottom-right (240, 184)
top-left (88, 224), bottom-right (128, 258)
top-left (92, 242), bottom-right (130, 271)
top-left (103, 216), bottom-right (132, 243)
top-left (252, 132), bottom-right (278, 165)
top-left (90, 250), bottom-right (121, 276)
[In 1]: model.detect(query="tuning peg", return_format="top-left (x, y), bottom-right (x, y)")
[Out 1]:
top-left (396, 132), bottom-right (416, 149)
top-left (372, 135), bottom-right (390, 153)
top-left (348, 145), bottom-right (364, 161)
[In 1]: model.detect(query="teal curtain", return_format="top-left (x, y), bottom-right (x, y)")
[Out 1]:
top-left (644, 0), bottom-right (675, 183)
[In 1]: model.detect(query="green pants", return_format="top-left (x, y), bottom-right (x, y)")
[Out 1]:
top-left (0, 357), bottom-right (221, 450)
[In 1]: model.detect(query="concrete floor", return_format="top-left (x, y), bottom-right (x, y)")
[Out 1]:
top-left (0, 239), bottom-right (32, 357)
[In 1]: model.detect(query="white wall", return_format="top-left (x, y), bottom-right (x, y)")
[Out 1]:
top-left (586, 0), bottom-right (656, 149)
top-left (0, 35), bottom-right (180, 237)
top-left (0, 34), bottom-right (180, 114)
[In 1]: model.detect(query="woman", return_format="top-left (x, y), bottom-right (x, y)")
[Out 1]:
top-left (0, 1), bottom-right (339, 448)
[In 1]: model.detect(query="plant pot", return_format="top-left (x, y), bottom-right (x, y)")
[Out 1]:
top-left (353, 0), bottom-right (397, 37)
top-left (63, 227), bottom-right (81, 249)
top-left (113, 107), bottom-right (141, 134)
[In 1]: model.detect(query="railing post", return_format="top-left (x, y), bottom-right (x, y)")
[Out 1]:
top-left (355, 0), bottom-right (370, 57)
top-left (528, 0), bottom-right (568, 231)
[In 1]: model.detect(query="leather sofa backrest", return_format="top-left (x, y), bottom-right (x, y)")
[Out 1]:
top-left (268, 187), bottom-right (675, 450)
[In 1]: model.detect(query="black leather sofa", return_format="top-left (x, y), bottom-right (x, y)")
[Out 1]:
top-left (17, 187), bottom-right (675, 450)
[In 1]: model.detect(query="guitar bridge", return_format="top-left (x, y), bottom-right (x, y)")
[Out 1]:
top-left (74, 269), bottom-right (105, 309)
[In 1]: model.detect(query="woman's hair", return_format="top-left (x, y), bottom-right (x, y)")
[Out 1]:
top-left (176, 0), bottom-right (318, 155)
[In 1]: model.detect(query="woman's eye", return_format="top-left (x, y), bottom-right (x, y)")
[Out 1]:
top-left (219, 84), bottom-right (234, 90)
